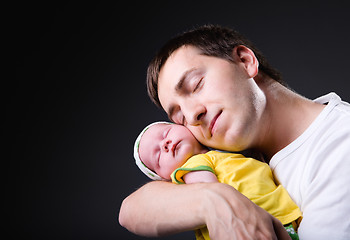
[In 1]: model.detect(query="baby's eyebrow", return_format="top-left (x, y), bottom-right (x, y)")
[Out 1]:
top-left (152, 126), bottom-right (169, 169)
top-left (151, 146), bottom-right (160, 171)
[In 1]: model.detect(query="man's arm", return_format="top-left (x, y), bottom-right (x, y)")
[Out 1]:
top-left (119, 181), bottom-right (290, 239)
top-left (119, 181), bottom-right (206, 236)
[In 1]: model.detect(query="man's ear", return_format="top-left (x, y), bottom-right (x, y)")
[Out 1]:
top-left (233, 45), bottom-right (259, 78)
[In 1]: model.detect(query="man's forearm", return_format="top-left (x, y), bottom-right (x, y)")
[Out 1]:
top-left (119, 181), bottom-right (289, 239)
top-left (119, 181), bottom-right (206, 237)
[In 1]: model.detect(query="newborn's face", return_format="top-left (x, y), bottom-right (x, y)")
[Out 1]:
top-left (139, 123), bottom-right (206, 179)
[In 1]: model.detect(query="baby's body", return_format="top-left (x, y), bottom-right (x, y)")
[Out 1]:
top-left (134, 122), bottom-right (301, 240)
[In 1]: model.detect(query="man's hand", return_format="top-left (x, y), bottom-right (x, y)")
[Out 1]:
top-left (202, 183), bottom-right (290, 240)
top-left (119, 181), bottom-right (290, 239)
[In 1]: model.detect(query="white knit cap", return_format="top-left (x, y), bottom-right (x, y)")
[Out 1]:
top-left (134, 121), bottom-right (173, 180)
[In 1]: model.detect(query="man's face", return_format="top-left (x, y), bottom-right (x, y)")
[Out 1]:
top-left (158, 45), bottom-right (266, 152)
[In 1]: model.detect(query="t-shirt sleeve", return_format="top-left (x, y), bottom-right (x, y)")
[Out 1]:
top-left (171, 154), bottom-right (215, 184)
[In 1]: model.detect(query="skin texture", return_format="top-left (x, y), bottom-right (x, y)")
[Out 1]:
top-left (119, 44), bottom-right (324, 239)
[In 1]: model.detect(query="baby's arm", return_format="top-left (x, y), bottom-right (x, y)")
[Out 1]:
top-left (183, 171), bottom-right (219, 184)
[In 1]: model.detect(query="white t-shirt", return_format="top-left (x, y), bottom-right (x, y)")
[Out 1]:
top-left (270, 93), bottom-right (350, 240)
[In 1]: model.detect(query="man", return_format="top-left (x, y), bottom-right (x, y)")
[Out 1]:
top-left (119, 25), bottom-right (350, 239)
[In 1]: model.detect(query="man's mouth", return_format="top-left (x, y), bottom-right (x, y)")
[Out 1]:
top-left (209, 111), bottom-right (222, 136)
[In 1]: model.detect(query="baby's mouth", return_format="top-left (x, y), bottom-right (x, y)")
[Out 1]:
top-left (172, 141), bottom-right (180, 157)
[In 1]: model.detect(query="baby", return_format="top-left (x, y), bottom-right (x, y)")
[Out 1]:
top-left (134, 121), bottom-right (301, 240)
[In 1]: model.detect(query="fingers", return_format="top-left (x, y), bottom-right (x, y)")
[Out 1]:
top-left (202, 183), bottom-right (281, 240)
top-left (272, 216), bottom-right (291, 240)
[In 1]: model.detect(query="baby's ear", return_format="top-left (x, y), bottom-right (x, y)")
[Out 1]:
top-left (234, 45), bottom-right (259, 78)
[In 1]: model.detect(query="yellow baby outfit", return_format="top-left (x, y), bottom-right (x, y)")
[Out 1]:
top-left (171, 151), bottom-right (302, 240)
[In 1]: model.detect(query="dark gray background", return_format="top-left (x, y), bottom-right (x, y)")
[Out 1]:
top-left (9, 1), bottom-right (349, 239)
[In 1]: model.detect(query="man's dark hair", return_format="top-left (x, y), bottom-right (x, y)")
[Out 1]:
top-left (147, 24), bottom-right (284, 107)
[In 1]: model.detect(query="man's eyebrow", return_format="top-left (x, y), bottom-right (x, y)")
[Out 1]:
top-left (166, 68), bottom-right (197, 121)
top-left (175, 67), bottom-right (197, 91)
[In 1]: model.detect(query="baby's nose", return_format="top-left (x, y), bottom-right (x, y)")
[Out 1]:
top-left (162, 140), bottom-right (172, 152)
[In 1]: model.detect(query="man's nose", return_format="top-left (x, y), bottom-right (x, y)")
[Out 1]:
top-left (183, 101), bottom-right (206, 126)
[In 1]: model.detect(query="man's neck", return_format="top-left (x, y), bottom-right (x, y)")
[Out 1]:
top-left (255, 79), bottom-right (325, 161)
